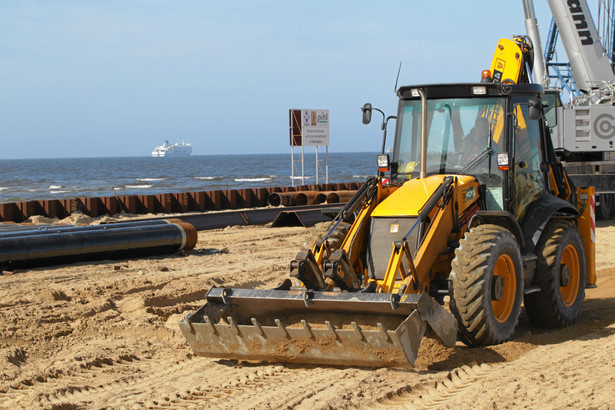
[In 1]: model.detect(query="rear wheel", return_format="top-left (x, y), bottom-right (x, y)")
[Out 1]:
top-left (524, 220), bottom-right (586, 328)
top-left (450, 224), bottom-right (524, 346)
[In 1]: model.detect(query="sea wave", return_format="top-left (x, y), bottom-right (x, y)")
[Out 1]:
top-left (50, 190), bottom-right (71, 194)
top-left (124, 184), bottom-right (153, 189)
top-left (289, 176), bottom-right (314, 180)
top-left (136, 178), bottom-right (165, 182)
top-left (352, 175), bottom-right (372, 179)
top-left (0, 187), bottom-right (8, 192)
top-left (194, 176), bottom-right (223, 181)
top-left (49, 185), bottom-right (63, 189)
top-left (234, 177), bottom-right (272, 182)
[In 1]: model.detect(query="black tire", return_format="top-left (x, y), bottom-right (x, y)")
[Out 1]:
top-left (524, 220), bottom-right (586, 328)
top-left (450, 224), bottom-right (524, 346)
top-left (596, 193), bottom-right (612, 220)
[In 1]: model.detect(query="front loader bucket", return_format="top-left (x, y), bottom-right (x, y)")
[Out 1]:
top-left (179, 287), bottom-right (457, 368)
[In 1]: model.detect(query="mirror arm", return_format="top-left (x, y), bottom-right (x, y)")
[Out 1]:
top-left (381, 116), bottom-right (397, 154)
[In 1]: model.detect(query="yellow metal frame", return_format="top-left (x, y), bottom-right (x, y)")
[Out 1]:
top-left (490, 38), bottom-right (523, 84)
top-left (379, 240), bottom-right (418, 293)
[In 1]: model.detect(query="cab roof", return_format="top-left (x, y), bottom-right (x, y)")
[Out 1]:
top-left (397, 83), bottom-right (544, 100)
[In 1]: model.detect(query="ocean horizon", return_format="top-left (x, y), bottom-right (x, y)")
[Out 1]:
top-left (0, 152), bottom-right (378, 204)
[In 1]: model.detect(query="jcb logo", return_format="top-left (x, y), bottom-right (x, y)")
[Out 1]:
top-left (493, 59), bottom-right (505, 83)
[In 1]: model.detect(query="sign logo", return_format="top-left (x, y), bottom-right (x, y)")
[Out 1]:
top-left (593, 113), bottom-right (615, 139)
top-left (493, 59), bottom-right (506, 83)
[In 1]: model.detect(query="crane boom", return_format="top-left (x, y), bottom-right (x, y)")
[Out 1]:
top-left (523, 0), bottom-right (549, 87)
top-left (547, 0), bottom-right (615, 93)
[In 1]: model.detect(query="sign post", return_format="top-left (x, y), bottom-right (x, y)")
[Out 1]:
top-left (289, 109), bottom-right (329, 187)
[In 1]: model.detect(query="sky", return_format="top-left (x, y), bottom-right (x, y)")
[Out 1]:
top-left (0, 0), bottom-right (571, 159)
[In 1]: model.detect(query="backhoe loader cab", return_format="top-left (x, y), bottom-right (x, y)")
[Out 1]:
top-left (180, 79), bottom-right (593, 368)
top-left (389, 83), bottom-right (559, 222)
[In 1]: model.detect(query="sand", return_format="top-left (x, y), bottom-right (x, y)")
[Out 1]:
top-left (1, 218), bottom-right (615, 409)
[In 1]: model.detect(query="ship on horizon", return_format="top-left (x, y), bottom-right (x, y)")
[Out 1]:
top-left (152, 140), bottom-right (192, 157)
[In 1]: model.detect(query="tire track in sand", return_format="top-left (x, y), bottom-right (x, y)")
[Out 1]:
top-left (371, 363), bottom-right (496, 409)
top-left (369, 323), bottom-right (615, 409)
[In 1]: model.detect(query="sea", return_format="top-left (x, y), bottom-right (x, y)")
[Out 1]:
top-left (0, 152), bottom-right (378, 204)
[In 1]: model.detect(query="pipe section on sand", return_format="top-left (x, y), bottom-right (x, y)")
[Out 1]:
top-left (0, 219), bottom-right (197, 270)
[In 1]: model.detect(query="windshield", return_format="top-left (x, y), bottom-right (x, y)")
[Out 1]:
top-left (393, 97), bottom-right (506, 181)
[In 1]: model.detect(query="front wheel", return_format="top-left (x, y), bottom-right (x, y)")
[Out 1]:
top-left (524, 220), bottom-right (586, 328)
top-left (449, 224), bottom-right (524, 346)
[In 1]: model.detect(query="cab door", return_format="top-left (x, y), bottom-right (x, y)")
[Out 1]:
top-left (511, 96), bottom-right (547, 221)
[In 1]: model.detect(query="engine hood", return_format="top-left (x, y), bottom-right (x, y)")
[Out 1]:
top-left (372, 174), bottom-right (476, 217)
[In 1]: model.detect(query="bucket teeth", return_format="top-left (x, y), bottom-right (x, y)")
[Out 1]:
top-left (179, 287), bottom-right (457, 368)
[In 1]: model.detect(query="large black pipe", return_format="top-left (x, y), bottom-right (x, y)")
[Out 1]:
top-left (0, 220), bottom-right (197, 270)
top-left (0, 218), bottom-right (183, 239)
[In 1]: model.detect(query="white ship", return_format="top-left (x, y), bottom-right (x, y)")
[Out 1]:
top-left (151, 140), bottom-right (192, 157)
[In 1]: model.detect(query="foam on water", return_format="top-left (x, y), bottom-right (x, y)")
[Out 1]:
top-left (137, 178), bottom-right (165, 182)
top-left (234, 177), bottom-right (272, 182)
top-left (194, 176), bottom-right (222, 181)
top-left (125, 184), bottom-right (153, 189)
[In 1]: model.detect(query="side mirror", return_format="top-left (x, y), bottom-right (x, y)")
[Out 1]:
top-left (528, 98), bottom-right (542, 120)
top-left (362, 103), bottom-right (372, 124)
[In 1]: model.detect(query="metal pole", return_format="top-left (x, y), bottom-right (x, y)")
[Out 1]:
top-left (326, 146), bottom-right (329, 184)
top-left (523, 0), bottom-right (549, 87)
top-left (316, 146), bottom-right (319, 185)
top-left (291, 147), bottom-right (295, 187)
top-left (301, 145), bottom-right (305, 186)
top-left (418, 89), bottom-right (427, 179)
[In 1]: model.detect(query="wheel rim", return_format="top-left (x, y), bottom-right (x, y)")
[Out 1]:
top-left (560, 244), bottom-right (581, 306)
top-left (491, 254), bottom-right (516, 323)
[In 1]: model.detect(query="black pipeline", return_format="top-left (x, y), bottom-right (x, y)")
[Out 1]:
top-left (0, 219), bottom-right (197, 270)
top-left (0, 218), bottom-right (186, 239)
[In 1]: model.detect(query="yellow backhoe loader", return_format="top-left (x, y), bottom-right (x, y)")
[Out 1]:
top-left (179, 37), bottom-right (596, 367)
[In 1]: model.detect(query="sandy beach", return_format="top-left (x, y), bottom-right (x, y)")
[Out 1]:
top-left (1, 217), bottom-right (615, 409)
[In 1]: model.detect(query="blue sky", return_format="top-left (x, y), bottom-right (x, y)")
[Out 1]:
top-left (0, 1), bottom-right (564, 159)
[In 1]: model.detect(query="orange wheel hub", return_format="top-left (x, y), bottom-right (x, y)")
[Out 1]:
top-left (492, 254), bottom-right (516, 323)
top-left (560, 244), bottom-right (580, 306)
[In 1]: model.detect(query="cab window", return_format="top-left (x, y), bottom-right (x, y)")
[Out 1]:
top-left (511, 97), bottom-right (546, 220)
